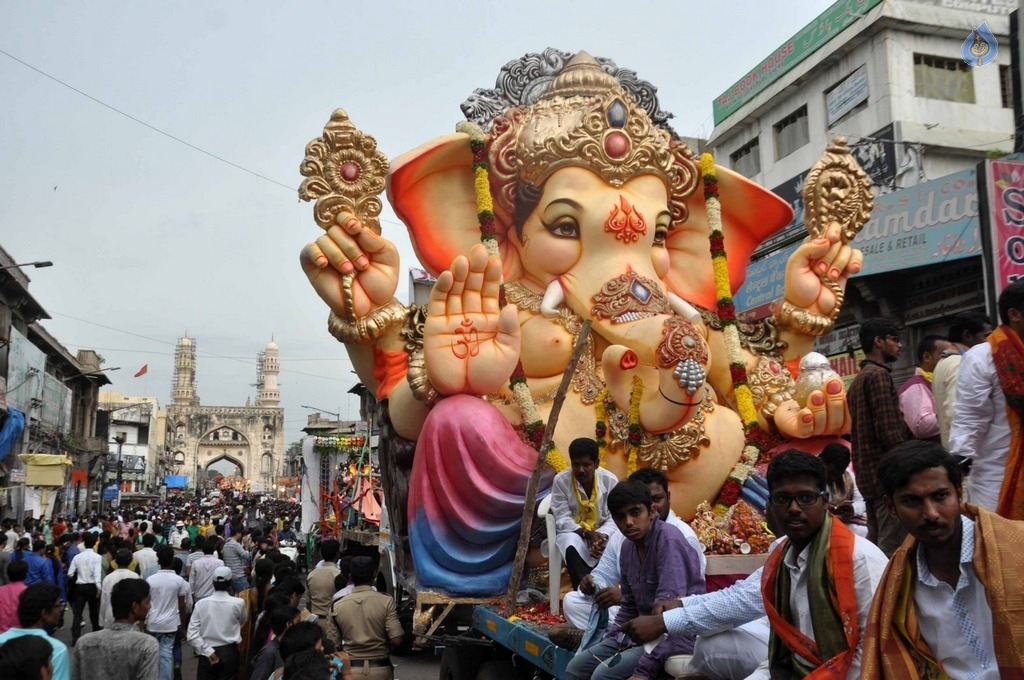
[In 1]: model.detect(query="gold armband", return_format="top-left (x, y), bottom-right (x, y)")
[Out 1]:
top-left (773, 300), bottom-right (834, 337)
top-left (405, 346), bottom-right (441, 407)
top-left (747, 354), bottom-right (796, 424)
top-left (327, 299), bottom-right (407, 345)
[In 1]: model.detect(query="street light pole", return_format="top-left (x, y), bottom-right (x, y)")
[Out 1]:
top-left (114, 432), bottom-right (126, 508)
top-left (0, 260), bottom-right (53, 272)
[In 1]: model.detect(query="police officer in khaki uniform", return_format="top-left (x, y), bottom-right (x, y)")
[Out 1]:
top-left (326, 557), bottom-right (404, 680)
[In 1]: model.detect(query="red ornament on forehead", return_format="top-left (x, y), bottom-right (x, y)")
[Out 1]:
top-left (605, 131), bottom-right (630, 159)
top-left (605, 196), bottom-right (647, 243)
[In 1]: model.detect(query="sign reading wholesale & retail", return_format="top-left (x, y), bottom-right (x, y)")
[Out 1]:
top-left (734, 169), bottom-right (981, 317)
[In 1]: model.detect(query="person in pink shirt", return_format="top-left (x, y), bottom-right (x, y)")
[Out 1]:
top-left (0, 560), bottom-right (29, 633)
top-left (898, 335), bottom-right (951, 442)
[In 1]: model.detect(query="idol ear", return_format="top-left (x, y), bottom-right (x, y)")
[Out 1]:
top-left (387, 133), bottom-right (518, 278)
top-left (664, 165), bottom-right (794, 310)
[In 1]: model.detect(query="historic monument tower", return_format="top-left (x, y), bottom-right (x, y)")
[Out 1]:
top-left (166, 335), bottom-right (285, 493)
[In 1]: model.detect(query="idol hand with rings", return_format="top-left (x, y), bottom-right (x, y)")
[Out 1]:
top-left (299, 211), bottom-right (401, 321)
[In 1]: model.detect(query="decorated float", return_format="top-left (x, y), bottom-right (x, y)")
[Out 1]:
top-left (297, 49), bottom-right (870, 612)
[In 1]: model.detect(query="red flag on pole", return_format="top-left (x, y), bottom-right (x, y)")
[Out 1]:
top-left (134, 364), bottom-right (148, 378)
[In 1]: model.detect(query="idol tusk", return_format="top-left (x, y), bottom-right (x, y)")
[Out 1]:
top-left (540, 280), bottom-right (565, 318)
top-left (668, 293), bottom-right (701, 323)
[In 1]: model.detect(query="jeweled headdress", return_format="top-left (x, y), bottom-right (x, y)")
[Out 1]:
top-left (463, 50), bottom-right (699, 229)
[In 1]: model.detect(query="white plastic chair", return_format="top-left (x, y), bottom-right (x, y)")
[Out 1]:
top-left (537, 494), bottom-right (561, 614)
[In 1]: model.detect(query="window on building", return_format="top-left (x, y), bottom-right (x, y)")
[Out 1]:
top-left (773, 105), bottom-right (810, 160)
top-left (913, 54), bottom-right (974, 103)
top-left (1001, 65), bottom-right (1015, 109)
top-left (729, 138), bottom-right (761, 178)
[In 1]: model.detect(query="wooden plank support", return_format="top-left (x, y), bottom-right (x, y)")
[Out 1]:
top-left (503, 320), bottom-right (593, 615)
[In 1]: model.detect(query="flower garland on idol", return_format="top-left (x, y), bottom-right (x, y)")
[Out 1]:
top-left (699, 153), bottom-right (773, 515)
top-left (459, 122), bottom-right (645, 475)
top-left (460, 122), bottom-right (567, 473)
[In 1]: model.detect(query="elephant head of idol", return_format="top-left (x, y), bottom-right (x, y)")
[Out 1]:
top-left (387, 52), bottom-right (792, 430)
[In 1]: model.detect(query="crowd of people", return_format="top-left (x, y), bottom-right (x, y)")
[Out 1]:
top-left (4, 281), bottom-right (1024, 680)
top-left (0, 490), bottom-right (403, 680)
top-left (545, 280), bottom-right (1024, 679)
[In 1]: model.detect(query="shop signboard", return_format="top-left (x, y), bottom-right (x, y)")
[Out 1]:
top-left (713, 0), bottom-right (883, 123)
top-left (733, 244), bottom-right (800, 319)
top-left (6, 328), bottom-right (46, 413)
top-left (853, 169), bottom-right (981, 276)
top-left (737, 169), bottom-right (977, 315)
top-left (826, 65), bottom-right (869, 126)
top-left (981, 158), bottom-right (1024, 289)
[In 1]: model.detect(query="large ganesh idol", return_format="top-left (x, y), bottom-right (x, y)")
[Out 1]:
top-left (299, 51), bottom-right (867, 595)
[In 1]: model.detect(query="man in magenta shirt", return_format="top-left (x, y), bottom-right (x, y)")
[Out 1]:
top-left (0, 560), bottom-right (29, 633)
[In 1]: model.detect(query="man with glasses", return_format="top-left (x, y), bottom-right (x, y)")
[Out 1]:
top-left (622, 450), bottom-right (887, 680)
top-left (950, 281), bottom-right (1024, 517)
top-left (848, 317), bottom-right (912, 556)
top-left (565, 479), bottom-right (705, 680)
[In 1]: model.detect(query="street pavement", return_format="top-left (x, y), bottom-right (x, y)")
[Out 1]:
top-left (52, 611), bottom-right (442, 680)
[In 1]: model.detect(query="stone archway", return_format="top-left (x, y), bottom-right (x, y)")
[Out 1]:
top-left (205, 454), bottom-right (245, 479)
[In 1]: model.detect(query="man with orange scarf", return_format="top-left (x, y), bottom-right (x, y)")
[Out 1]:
top-left (622, 450), bottom-right (888, 679)
top-left (862, 440), bottom-right (1024, 678)
top-left (949, 280), bottom-right (1024, 517)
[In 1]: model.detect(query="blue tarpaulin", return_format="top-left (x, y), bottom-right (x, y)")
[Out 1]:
top-left (164, 475), bottom-right (188, 489)
top-left (0, 408), bottom-right (25, 463)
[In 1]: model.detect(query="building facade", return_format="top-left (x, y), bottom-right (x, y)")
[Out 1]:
top-left (165, 335), bottom-right (285, 494)
top-left (709, 0), bottom-right (1016, 380)
top-left (0, 244), bottom-right (111, 519)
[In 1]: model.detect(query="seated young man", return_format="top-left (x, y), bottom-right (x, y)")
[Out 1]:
top-left (862, 440), bottom-right (1024, 678)
top-left (565, 479), bottom-right (705, 680)
top-left (560, 467), bottom-right (706, 649)
top-left (550, 438), bottom-right (621, 588)
top-left (622, 450), bottom-right (888, 680)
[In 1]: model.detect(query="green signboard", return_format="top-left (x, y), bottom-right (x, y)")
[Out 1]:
top-left (712, 0), bottom-right (883, 125)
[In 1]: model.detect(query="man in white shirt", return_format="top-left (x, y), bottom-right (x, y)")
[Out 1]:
top-left (3, 520), bottom-right (19, 552)
top-left (67, 531), bottom-right (104, 645)
top-left (862, 440), bottom-right (1024, 678)
top-left (168, 522), bottom-right (188, 550)
top-left (623, 450), bottom-right (888, 680)
top-left (949, 283), bottom-right (1024, 513)
top-left (187, 566), bottom-right (246, 680)
top-left (933, 311), bottom-right (993, 449)
top-left (100, 548), bottom-right (141, 629)
top-left (549, 438), bottom-right (620, 589)
top-left (135, 533), bottom-right (161, 579)
top-left (147, 545), bottom-right (189, 680)
top-left (188, 537), bottom-right (225, 604)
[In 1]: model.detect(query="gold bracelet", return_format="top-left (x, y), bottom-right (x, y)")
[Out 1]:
top-left (341, 272), bottom-right (356, 324)
top-left (405, 346), bottom-right (440, 407)
top-left (327, 299), bottom-right (407, 345)
top-left (773, 300), bottom-right (834, 337)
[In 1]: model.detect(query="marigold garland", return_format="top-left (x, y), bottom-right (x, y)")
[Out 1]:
top-left (699, 153), bottom-right (773, 515)
top-left (459, 121), bottom-right (567, 472)
top-left (626, 375), bottom-right (643, 476)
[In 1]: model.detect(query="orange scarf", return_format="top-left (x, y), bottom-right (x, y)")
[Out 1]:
top-left (760, 514), bottom-right (860, 679)
top-left (862, 504), bottom-right (1024, 679)
top-left (990, 325), bottom-right (1024, 519)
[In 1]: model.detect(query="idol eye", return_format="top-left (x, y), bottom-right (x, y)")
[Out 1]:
top-left (541, 217), bottom-right (580, 239)
top-left (653, 225), bottom-right (669, 246)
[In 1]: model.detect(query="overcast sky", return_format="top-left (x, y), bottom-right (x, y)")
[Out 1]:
top-left (1, 0), bottom-right (835, 446)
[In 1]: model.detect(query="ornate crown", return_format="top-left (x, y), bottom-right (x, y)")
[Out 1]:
top-left (485, 52), bottom-right (699, 228)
